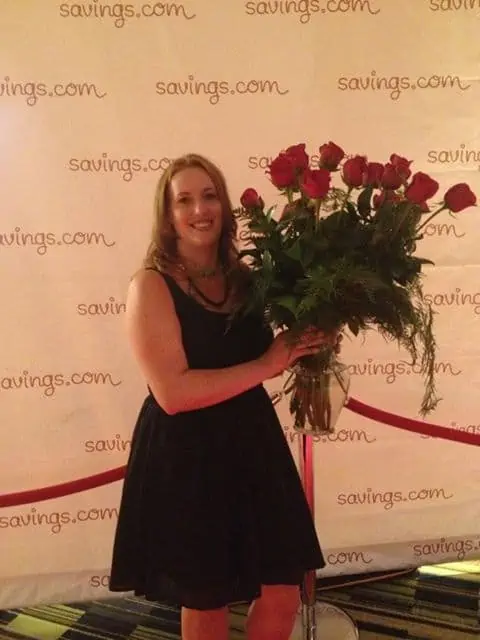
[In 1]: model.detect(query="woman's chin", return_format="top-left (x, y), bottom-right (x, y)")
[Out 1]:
top-left (190, 232), bottom-right (221, 247)
top-left (179, 235), bottom-right (220, 252)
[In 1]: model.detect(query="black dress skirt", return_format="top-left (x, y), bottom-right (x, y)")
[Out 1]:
top-left (109, 272), bottom-right (325, 610)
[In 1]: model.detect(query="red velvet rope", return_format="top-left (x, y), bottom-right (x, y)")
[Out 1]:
top-left (1, 396), bottom-right (479, 509)
top-left (346, 398), bottom-right (480, 446)
top-left (0, 466), bottom-right (126, 508)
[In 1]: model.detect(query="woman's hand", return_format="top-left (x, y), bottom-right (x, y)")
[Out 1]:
top-left (260, 327), bottom-right (338, 379)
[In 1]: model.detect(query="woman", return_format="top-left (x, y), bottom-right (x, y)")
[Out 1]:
top-left (109, 153), bottom-right (336, 640)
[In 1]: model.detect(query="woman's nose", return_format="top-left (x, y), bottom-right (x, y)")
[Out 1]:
top-left (192, 198), bottom-right (209, 215)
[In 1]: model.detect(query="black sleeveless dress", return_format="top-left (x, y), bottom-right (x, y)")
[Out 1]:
top-left (109, 272), bottom-right (325, 610)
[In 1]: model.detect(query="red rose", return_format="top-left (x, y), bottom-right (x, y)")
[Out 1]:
top-left (373, 190), bottom-right (401, 208)
top-left (381, 163), bottom-right (403, 190)
top-left (405, 172), bottom-right (439, 205)
top-left (342, 155), bottom-right (368, 188)
top-left (390, 153), bottom-right (412, 181)
top-left (284, 143), bottom-right (309, 170)
top-left (363, 162), bottom-right (384, 187)
top-left (240, 188), bottom-right (263, 209)
top-left (443, 183), bottom-right (476, 213)
top-left (300, 168), bottom-right (331, 199)
top-left (267, 154), bottom-right (297, 189)
top-left (319, 141), bottom-right (344, 170)
top-left (418, 201), bottom-right (430, 213)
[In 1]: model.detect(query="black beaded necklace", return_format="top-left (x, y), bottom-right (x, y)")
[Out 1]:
top-left (177, 260), bottom-right (230, 309)
top-left (187, 275), bottom-right (231, 309)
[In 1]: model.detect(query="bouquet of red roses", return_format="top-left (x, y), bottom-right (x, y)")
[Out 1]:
top-left (235, 142), bottom-right (476, 434)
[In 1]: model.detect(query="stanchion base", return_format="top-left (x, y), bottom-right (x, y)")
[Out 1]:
top-left (290, 601), bottom-right (359, 640)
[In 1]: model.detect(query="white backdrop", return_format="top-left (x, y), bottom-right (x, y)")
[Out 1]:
top-left (1, 0), bottom-right (480, 610)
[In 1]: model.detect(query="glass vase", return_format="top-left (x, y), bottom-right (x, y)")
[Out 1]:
top-left (285, 352), bottom-right (350, 436)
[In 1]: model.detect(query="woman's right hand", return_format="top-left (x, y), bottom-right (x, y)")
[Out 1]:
top-left (260, 328), bottom-right (337, 379)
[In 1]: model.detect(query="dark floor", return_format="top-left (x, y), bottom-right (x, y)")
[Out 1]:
top-left (1, 562), bottom-right (479, 639)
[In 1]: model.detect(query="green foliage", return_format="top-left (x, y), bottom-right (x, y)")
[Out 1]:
top-left (234, 190), bottom-right (440, 416)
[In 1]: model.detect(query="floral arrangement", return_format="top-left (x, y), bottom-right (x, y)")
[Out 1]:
top-left (235, 142), bottom-right (476, 432)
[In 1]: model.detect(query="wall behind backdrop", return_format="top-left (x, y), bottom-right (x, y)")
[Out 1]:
top-left (1, 0), bottom-right (480, 609)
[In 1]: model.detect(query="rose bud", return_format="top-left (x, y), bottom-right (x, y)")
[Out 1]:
top-left (267, 153), bottom-right (297, 189)
top-left (373, 189), bottom-right (403, 208)
top-left (284, 143), bottom-right (310, 170)
top-left (443, 183), bottom-right (477, 213)
top-left (405, 172), bottom-right (439, 205)
top-left (319, 141), bottom-right (345, 170)
top-left (300, 168), bottom-right (331, 199)
top-left (342, 155), bottom-right (368, 188)
top-left (363, 162), bottom-right (384, 188)
top-left (240, 188), bottom-right (263, 209)
top-left (390, 153), bottom-right (412, 181)
top-left (381, 163), bottom-right (403, 190)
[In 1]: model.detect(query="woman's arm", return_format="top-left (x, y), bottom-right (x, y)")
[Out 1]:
top-left (126, 270), bottom-right (325, 415)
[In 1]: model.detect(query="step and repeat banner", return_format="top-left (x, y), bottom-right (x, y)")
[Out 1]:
top-left (1, 0), bottom-right (480, 609)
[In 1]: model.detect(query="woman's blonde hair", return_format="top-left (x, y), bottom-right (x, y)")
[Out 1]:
top-left (143, 153), bottom-right (239, 273)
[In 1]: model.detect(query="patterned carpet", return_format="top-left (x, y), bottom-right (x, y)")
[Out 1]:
top-left (1, 562), bottom-right (479, 639)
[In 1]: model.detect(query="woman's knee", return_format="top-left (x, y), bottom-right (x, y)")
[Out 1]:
top-left (181, 606), bottom-right (228, 640)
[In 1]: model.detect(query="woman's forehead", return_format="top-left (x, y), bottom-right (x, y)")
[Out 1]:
top-left (170, 167), bottom-right (215, 194)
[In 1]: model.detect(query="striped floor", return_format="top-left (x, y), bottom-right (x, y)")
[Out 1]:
top-left (1, 562), bottom-right (479, 639)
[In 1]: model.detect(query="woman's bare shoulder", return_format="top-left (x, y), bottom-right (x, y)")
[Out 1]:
top-left (127, 268), bottom-right (172, 306)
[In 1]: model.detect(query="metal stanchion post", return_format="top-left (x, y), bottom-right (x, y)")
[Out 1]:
top-left (269, 389), bottom-right (358, 639)
top-left (291, 433), bottom-right (359, 640)
top-left (299, 433), bottom-right (317, 640)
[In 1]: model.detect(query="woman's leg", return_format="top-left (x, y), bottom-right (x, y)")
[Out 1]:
top-left (246, 584), bottom-right (300, 640)
top-left (180, 606), bottom-right (229, 640)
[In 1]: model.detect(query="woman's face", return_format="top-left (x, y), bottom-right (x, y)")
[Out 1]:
top-left (168, 167), bottom-right (223, 252)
